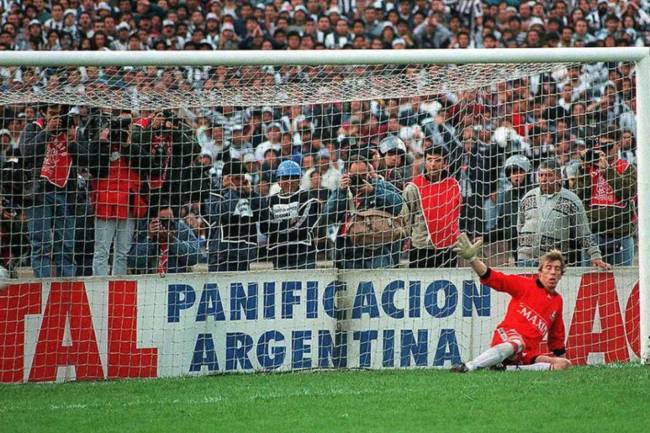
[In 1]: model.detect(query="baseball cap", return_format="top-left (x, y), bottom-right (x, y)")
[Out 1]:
top-left (294, 5), bottom-right (309, 14)
top-left (29, 19), bottom-right (42, 26)
top-left (96, 2), bottom-right (112, 12)
top-left (199, 39), bottom-right (215, 49)
top-left (206, 13), bottom-right (219, 21)
top-left (163, 19), bottom-right (175, 27)
top-left (276, 160), bottom-right (302, 178)
top-left (221, 22), bottom-right (235, 33)
top-left (116, 22), bottom-right (130, 31)
top-left (327, 6), bottom-right (341, 15)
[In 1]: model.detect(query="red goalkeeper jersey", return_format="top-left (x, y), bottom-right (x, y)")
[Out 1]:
top-left (480, 268), bottom-right (566, 355)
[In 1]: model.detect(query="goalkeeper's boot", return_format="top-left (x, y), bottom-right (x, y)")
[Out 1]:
top-left (450, 363), bottom-right (469, 373)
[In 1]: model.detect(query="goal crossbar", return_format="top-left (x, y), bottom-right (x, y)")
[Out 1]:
top-left (0, 47), bottom-right (648, 67)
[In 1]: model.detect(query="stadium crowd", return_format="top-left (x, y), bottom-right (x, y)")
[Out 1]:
top-left (0, 0), bottom-right (642, 277)
top-left (0, 0), bottom-right (649, 51)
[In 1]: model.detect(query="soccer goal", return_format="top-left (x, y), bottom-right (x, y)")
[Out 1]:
top-left (0, 48), bottom-right (648, 382)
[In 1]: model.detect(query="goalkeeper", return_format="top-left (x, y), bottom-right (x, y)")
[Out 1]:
top-left (451, 233), bottom-right (572, 372)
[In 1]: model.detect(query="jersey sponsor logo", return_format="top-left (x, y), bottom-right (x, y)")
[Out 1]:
top-left (517, 302), bottom-right (549, 336)
top-left (271, 202), bottom-right (300, 222)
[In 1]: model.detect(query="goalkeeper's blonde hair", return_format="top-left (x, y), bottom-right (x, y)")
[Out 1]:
top-left (538, 250), bottom-right (567, 275)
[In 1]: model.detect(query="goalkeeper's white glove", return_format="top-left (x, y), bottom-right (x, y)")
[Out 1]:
top-left (453, 233), bottom-right (483, 261)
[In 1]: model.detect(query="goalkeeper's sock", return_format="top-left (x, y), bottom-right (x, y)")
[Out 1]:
top-left (466, 343), bottom-right (516, 371)
top-left (505, 363), bottom-right (552, 372)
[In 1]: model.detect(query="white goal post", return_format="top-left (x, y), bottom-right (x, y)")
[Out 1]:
top-left (0, 47), bottom-right (648, 375)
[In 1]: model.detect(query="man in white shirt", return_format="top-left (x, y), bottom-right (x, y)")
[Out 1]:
top-left (255, 122), bottom-right (283, 162)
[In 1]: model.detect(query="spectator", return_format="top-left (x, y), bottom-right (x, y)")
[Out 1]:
top-left (402, 145), bottom-right (462, 268)
top-left (255, 122), bottom-right (282, 162)
top-left (324, 18), bottom-right (353, 48)
top-left (88, 116), bottom-right (145, 276)
top-left (20, 104), bottom-right (89, 278)
top-left (575, 138), bottom-right (637, 266)
top-left (324, 156), bottom-right (403, 269)
top-left (376, 135), bottom-right (411, 192)
top-left (413, 13), bottom-right (452, 48)
top-left (204, 160), bottom-right (264, 271)
top-left (517, 158), bottom-right (609, 269)
top-left (128, 206), bottom-right (201, 274)
top-left (228, 124), bottom-right (254, 160)
top-left (484, 154), bottom-right (534, 264)
top-left (131, 110), bottom-right (200, 212)
top-left (301, 148), bottom-right (342, 192)
top-left (260, 160), bottom-right (320, 269)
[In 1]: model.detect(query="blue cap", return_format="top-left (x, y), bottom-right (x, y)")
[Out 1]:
top-left (276, 160), bottom-right (302, 178)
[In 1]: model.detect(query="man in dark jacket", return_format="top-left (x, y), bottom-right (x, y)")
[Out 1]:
top-left (20, 104), bottom-right (89, 277)
top-left (131, 110), bottom-right (201, 213)
top-left (261, 160), bottom-right (320, 269)
top-left (205, 160), bottom-right (264, 272)
top-left (128, 206), bottom-right (201, 274)
top-left (484, 154), bottom-right (534, 263)
top-left (574, 138), bottom-right (637, 266)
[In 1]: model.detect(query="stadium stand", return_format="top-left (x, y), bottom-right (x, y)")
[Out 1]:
top-left (0, 0), bottom-right (644, 277)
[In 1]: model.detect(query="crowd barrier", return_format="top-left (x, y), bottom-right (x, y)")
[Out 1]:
top-left (0, 268), bottom-right (640, 383)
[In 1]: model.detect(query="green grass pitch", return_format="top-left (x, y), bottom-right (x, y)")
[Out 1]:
top-left (1, 364), bottom-right (649, 433)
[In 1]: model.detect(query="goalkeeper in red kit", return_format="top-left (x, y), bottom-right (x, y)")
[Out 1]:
top-left (451, 233), bottom-right (572, 372)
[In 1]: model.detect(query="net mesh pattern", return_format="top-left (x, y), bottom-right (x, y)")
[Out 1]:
top-left (0, 60), bottom-right (641, 381)
top-left (0, 63), bottom-right (571, 110)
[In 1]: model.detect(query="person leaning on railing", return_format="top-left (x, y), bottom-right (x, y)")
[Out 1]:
top-left (517, 158), bottom-right (610, 270)
top-left (402, 145), bottom-right (462, 268)
top-left (86, 114), bottom-right (146, 276)
top-left (204, 160), bottom-right (265, 272)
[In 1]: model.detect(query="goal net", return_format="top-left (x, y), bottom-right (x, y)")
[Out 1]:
top-left (0, 50), bottom-right (646, 381)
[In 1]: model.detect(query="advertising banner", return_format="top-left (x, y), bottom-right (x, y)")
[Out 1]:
top-left (0, 269), bottom-right (640, 383)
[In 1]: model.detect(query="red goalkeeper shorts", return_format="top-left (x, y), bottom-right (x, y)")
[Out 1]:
top-left (491, 327), bottom-right (540, 365)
